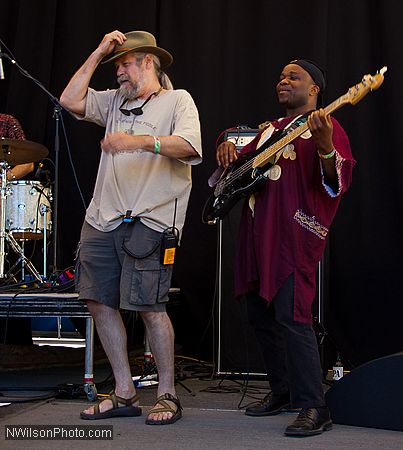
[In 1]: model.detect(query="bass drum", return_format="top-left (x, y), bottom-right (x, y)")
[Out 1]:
top-left (6, 180), bottom-right (52, 240)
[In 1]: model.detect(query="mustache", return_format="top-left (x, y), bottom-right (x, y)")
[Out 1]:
top-left (117, 75), bottom-right (130, 85)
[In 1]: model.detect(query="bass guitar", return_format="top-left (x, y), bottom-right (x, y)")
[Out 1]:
top-left (203, 67), bottom-right (387, 223)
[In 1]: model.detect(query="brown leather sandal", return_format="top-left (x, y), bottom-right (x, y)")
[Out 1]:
top-left (145, 393), bottom-right (183, 425)
top-left (80, 392), bottom-right (142, 420)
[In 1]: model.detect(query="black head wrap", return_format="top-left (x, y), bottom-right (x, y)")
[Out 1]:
top-left (289, 59), bottom-right (326, 106)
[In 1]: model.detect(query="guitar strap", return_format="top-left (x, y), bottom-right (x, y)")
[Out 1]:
top-left (256, 112), bottom-right (311, 159)
top-left (208, 113), bottom-right (311, 189)
top-left (249, 112), bottom-right (311, 215)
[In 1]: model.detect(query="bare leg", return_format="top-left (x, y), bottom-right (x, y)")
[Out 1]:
top-left (82, 300), bottom-right (138, 415)
top-left (140, 311), bottom-right (177, 421)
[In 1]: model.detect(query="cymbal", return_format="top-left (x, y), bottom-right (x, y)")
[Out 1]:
top-left (0, 138), bottom-right (48, 165)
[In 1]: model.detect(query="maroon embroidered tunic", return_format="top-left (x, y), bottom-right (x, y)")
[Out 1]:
top-left (235, 116), bottom-right (356, 323)
top-left (0, 114), bottom-right (25, 140)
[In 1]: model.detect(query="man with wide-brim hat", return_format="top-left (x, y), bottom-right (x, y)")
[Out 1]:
top-left (60, 30), bottom-right (202, 425)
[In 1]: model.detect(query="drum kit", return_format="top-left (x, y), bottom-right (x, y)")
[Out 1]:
top-left (0, 138), bottom-right (50, 283)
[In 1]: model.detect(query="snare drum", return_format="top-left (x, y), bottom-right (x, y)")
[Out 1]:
top-left (5, 180), bottom-right (52, 240)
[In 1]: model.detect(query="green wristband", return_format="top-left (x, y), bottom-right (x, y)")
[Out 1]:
top-left (318, 148), bottom-right (336, 160)
top-left (153, 136), bottom-right (161, 154)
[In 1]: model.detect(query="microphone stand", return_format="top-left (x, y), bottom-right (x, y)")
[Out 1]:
top-left (1, 52), bottom-right (74, 273)
top-left (52, 104), bottom-right (61, 273)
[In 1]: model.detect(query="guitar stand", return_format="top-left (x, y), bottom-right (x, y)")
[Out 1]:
top-left (133, 332), bottom-right (195, 395)
top-left (133, 333), bottom-right (159, 388)
top-left (175, 371), bottom-right (196, 396)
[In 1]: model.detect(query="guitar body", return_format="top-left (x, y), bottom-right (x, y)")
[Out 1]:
top-left (203, 150), bottom-right (271, 221)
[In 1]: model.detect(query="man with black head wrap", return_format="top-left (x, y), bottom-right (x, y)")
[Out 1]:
top-left (216, 60), bottom-right (355, 436)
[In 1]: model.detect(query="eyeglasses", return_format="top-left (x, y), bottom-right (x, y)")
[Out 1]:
top-left (119, 86), bottom-right (163, 116)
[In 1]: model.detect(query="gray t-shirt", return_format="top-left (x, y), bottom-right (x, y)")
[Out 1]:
top-left (80, 87), bottom-right (202, 233)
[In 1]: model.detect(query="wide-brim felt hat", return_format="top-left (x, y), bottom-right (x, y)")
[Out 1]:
top-left (101, 30), bottom-right (173, 68)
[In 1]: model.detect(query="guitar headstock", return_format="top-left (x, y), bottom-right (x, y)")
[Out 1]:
top-left (346, 67), bottom-right (387, 105)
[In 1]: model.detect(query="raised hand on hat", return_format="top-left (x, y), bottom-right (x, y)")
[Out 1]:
top-left (60, 30), bottom-right (126, 116)
top-left (97, 30), bottom-right (127, 59)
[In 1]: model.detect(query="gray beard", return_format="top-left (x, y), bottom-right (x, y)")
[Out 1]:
top-left (118, 81), bottom-right (140, 100)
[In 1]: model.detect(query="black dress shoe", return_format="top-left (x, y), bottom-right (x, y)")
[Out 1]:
top-left (284, 407), bottom-right (332, 436)
top-left (245, 391), bottom-right (291, 417)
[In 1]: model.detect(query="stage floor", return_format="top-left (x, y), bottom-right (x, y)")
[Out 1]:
top-left (0, 345), bottom-right (402, 449)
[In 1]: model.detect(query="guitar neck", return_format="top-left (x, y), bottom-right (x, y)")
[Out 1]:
top-left (253, 94), bottom-right (348, 168)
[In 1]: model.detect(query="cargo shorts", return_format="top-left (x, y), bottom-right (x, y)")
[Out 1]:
top-left (76, 220), bottom-right (173, 312)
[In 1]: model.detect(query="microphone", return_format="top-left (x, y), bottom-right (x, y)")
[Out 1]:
top-left (35, 162), bottom-right (44, 179)
top-left (35, 162), bottom-right (51, 182)
top-left (0, 45), bottom-right (4, 80)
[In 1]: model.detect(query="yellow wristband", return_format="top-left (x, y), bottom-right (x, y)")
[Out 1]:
top-left (153, 136), bottom-right (161, 154)
top-left (318, 149), bottom-right (336, 160)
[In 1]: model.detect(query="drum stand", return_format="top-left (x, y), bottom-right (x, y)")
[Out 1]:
top-left (3, 235), bottom-right (43, 283)
top-left (0, 161), bottom-right (8, 278)
top-left (0, 162), bottom-right (43, 283)
top-left (40, 203), bottom-right (50, 279)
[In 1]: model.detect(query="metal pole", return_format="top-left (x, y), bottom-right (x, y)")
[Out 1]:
top-left (52, 106), bottom-right (61, 272)
top-left (216, 219), bottom-right (223, 374)
top-left (40, 203), bottom-right (48, 279)
top-left (0, 161), bottom-right (8, 277)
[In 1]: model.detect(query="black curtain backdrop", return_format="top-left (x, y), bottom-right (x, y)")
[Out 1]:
top-left (0, 0), bottom-right (402, 366)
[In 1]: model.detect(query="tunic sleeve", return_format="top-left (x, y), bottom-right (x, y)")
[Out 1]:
top-left (319, 118), bottom-right (356, 198)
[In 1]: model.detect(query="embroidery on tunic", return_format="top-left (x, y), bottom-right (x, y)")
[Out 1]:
top-left (263, 164), bottom-right (281, 180)
top-left (294, 209), bottom-right (328, 240)
top-left (248, 194), bottom-right (256, 216)
top-left (274, 116), bottom-right (305, 164)
top-left (280, 144), bottom-right (296, 160)
top-left (320, 150), bottom-right (344, 197)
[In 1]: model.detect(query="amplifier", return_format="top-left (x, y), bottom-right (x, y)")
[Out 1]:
top-left (216, 127), bottom-right (265, 376)
top-left (224, 128), bottom-right (259, 151)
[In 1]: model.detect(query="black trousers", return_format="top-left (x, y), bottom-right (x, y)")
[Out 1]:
top-left (246, 274), bottom-right (325, 408)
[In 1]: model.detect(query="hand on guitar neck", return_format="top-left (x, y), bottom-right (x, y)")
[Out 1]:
top-left (307, 108), bottom-right (338, 187)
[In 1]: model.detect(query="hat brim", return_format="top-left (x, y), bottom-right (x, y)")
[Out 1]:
top-left (101, 46), bottom-right (173, 69)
